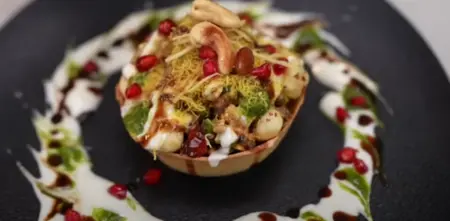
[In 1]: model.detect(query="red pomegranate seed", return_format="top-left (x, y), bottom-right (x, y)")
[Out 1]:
top-left (353, 159), bottom-right (368, 174)
top-left (264, 45), bottom-right (277, 54)
top-left (107, 184), bottom-right (127, 200)
top-left (125, 83), bottom-right (142, 99)
top-left (252, 63), bottom-right (271, 80)
top-left (158, 19), bottom-right (176, 36)
top-left (65, 209), bottom-right (82, 221)
top-left (182, 124), bottom-right (208, 157)
top-left (335, 107), bottom-right (349, 123)
top-left (239, 13), bottom-right (253, 25)
top-left (143, 168), bottom-right (162, 185)
top-left (203, 59), bottom-right (219, 77)
top-left (199, 46), bottom-right (217, 60)
top-left (136, 55), bottom-right (158, 72)
top-left (273, 58), bottom-right (288, 75)
top-left (337, 147), bottom-right (357, 164)
top-left (83, 61), bottom-right (98, 73)
top-left (350, 96), bottom-right (367, 107)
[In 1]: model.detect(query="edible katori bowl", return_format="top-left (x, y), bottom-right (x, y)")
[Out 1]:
top-left (115, 0), bottom-right (310, 177)
top-left (156, 85), bottom-right (306, 177)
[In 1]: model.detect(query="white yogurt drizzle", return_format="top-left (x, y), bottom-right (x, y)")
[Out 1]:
top-left (208, 126), bottom-right (239, 167)
top-left (16, 1), bottom-right (387, 221)
top-left (17, 7), bottom-right (163, 221)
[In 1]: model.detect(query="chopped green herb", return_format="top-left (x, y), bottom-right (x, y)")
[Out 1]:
top-left (338, 168), bottom-right (370, 200)
top-left (128, 73), bottom-right (147, 86)
top-left (352, 130), bottom-right (380, 169)
top-left (126, 197), bottom-right (137, 211)
top-left (57, 146), bottom-right (87, 172)
top-left (338, 183), bottom-right (373, 221)
top-left (238, 89), bottom-right (270, 118)
top-left (92, 208), bottom-right (126, 221)
top-left (67, 60), bottom-right (82, 79)
top-left (147, 10), bottom-right (175, 30)
top-left (202, 119), bottom-right (214, 134)
top-left (342, 85), bottom-right (375, 111)
top-left (123, 101), bottom-right (151, 137)
top-left (300, 210), bottom-right (325, 221)
top-left (295, 26), bottom-right (325, 50)
top-left (59, 147), bottom-right (76, 172)
top-left (70, 147), bottom-right (84, 162)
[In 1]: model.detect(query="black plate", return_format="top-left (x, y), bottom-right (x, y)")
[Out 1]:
top-left (1, 0), bottom-right (450, 220)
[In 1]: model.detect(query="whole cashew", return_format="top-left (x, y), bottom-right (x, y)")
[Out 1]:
top-left (190, 21), bottom-right (234, 74)
top-left (191, 0), bottom-right (243, 28)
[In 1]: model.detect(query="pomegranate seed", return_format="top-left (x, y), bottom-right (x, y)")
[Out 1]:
top-left (252, 63), bottom-right (271, 80)
top-left (353, 158), bottom-right (368, 174)
top-left (107, 184), bottom-right (127, 200)
top-left (136, 55), bottom-right (158, 72)
top-left (337, 148), bottom-right (357, 164)
top-left (335, 107), bottom-right (349, 124)
top-left (264, 45), bottom-right (277, 54)
top-left (158, 19), bottom-right (176, 36)
top-left (350, 96), bottom-right (367, 107)
top-left (203, 59), bottom-right (219, 77)
top-left (65, 209), bottom-right (82, 221)
top-left (199, 46), bottom-right (217, 60)
top-left (273, 58), bottom-right (288, 74)
top-left (83, 61), bottom-right (98, 73)
top-left (143, 168), bottom-right (162, 185)
top-left (182, 124), bottom-right (208, 157)
top-left (273, 58), bottom-right (288, 75)
top-left (239, 13), bottom-right (253, 25)
top-left (125, 83), bottom-right (142, 99)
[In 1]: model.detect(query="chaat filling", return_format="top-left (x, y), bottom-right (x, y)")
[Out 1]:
top-left (116, 0), bottom-right (309, 166)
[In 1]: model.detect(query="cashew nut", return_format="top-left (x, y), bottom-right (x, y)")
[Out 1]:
top-left (203, 80), bottom-right (224, 101)
top-left (191, 0), bottom-right (243, 28)
top-left (190, 21), bottom-right (234, 74)
top-left (254, 108), bottom-right (284, 141)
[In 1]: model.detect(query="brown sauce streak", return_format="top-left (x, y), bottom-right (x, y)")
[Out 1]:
top-left (47, 154), bottom-right (63, 167)
top-left (334, 171), bottom-right (347, 180)
top-left (318, 186), bottom-right (332, 198)
top-left (49, 173), bottom-right (73, 188)
top-left (258, 212), bottom-right (277, 221)
top-left (185, 160), bottom-right (196, 175)
top-left (332, 211), bottom-right (357, 221)
top-left (358, 115), bottom-right (373, 126)
top-left (265, 20), bottom-right (319, 39)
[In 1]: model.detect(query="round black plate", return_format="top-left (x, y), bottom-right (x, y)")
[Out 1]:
top-left (1, 0), bottom-right (450, 220)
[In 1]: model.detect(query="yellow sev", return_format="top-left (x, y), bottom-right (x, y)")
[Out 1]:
top-left (163, 18), bottom-right (280, 116)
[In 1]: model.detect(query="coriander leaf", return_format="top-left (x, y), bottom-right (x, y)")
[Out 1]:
top-left (59, 147), bottom-right (75, 172)
top-left (67, 60), bottom-right (81, 79)
top-left (129, 73), bottom-right (147, 86)
top-left (300, 210), bottom-right (325, 221)
top-left (338, 183), bottom-right (372, 220)
top-left (338, 168), bottom-right (370, 200)
top-left (123, 102), bottom-right (150, 137)
top-left (126, 197), bottom-right (137, 211)
top-left (92, 208), bottom-right (127, 221)
top-left (295, 26), bottom-right (325, 50)
top-left (202, 119), bottom-right (214, 134)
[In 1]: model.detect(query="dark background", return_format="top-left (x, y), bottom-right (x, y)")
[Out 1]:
top-left (1, 0), bottom-right (450, 220)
